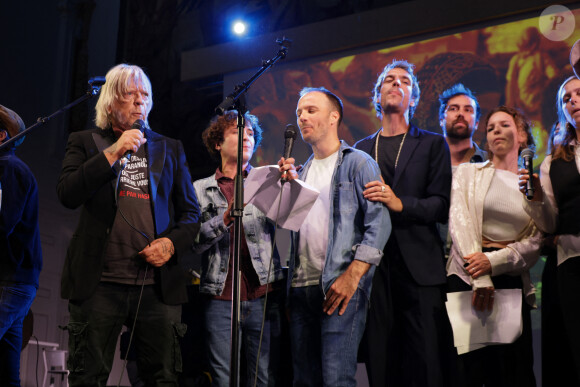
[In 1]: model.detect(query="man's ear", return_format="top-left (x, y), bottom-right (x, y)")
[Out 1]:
top-left (0, 130), bottom-right (7, 143)
top-left (330, 110), bottom-right (339, 124)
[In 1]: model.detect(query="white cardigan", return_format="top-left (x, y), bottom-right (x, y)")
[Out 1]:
top-left (447, 161), bottom-right (542, 306)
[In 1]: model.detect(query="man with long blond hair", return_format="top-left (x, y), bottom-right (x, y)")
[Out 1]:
top-left (57, 63), bottom-right (200, 386)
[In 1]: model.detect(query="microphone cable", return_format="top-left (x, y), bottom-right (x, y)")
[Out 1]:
top-left (114, 166), bottom-right (153, 387)
top-left (252, 126), bottom-right (296, 386)
top-left (252, 177), bottom-right (287, 387)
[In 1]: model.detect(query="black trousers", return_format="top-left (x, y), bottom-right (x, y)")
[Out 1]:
top-left (447, 274), bottom-right (536, 387)
top-left (558, 256), bottom-right (580, 385)
top-left (362, 237), bottom-right (456, 387)
top-left (67, 282), bottom-right (184, 387)
top-left (541, 247), bottom-right (578, 386)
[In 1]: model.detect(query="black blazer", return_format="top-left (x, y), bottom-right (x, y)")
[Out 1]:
top-left (354, 125), bottom-right (451, 286)
top-left (57, 128), bottom-right (200, 304)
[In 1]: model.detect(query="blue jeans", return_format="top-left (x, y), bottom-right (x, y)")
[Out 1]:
top-left (0, 282), bottom-right (37, 386)
top-left (288, 285), bottom-right (368, 387)
top-left (204, 292), bottom-right (282, 387)
top-left (67, 282), bottom-right (184, 387)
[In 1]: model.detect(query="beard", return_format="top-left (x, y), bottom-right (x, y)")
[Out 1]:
top-left (446, 120), bottom-right (474, 140)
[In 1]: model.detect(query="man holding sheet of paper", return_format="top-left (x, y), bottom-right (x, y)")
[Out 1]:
top-left (279, 87), bottom-right (391, 387)
top-left (192, 110), bottom-right (291, 386)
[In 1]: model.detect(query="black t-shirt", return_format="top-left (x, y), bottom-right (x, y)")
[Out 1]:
top-left (376, 133), bottom-right (405, 186)
top-left (102, 146), bottom-right (156, 285)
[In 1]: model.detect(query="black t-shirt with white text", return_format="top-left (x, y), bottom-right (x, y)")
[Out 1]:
top-left (102, 145), bottom-right (156, 285)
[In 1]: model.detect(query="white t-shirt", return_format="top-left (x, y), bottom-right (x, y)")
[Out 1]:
top-left (482, 169), bottom-right (530, 241)
top-left (292, 150), bottom-right (339, 288)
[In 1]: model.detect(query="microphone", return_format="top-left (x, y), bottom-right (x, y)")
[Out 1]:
top-left (88, 76), bottom-right (106, 87)
top-left (282, 124), bottom-right (298, 183)
top-left (215, 96), bottom-right (234, 116)
top-left (520, 148), bottom-right (535, 200)
top-left (121, 119), bottom-right (146, 165)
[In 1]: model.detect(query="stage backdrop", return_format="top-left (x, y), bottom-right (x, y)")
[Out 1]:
top-left (224, 6), bottom-right (580, 171)
top-left (222, 6), bottom-right (580, 335)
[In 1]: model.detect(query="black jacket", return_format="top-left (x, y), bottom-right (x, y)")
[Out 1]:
top-left (57, 128), bottom-right (200, 304)
top-left (354, 125), bottom-right (451, 286)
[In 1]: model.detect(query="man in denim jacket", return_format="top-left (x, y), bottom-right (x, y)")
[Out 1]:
top-left (193, 111), bottom-right (285, 386)
top-left (281, 87), bottom-right (391, 386)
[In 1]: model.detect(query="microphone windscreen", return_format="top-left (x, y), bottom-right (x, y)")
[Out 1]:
top-left (520, 148), bottom-right (534, 159)
top-left (285, 124), bottom-right (297, 139)
top-left (131, 119), bottom-right (146, 131)
top-left (88, 76), bottom-right (106, 86)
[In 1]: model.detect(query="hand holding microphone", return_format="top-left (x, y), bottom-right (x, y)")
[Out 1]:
top-left (520, 148), bottom-right (534, 200)
top-left (104, 119), bottom-right (147, 167)
top-left (279, 124), bottom-right (298, 183)
top-left (120, 119), bottom-right (147, 165)
top-left (518, 148), bottom-right (542, 202)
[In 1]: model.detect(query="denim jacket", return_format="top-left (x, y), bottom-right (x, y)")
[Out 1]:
top-left (193, 173), bottom-right (284, 296)
top-left (289, 141), bottom-right (392, 298)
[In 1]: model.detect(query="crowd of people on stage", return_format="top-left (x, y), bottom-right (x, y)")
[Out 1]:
top-left (2, 57), bottom-right (580, 387)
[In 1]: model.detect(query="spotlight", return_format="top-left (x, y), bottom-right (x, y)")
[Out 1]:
top-left (232, 21), bottom-right (246, 36)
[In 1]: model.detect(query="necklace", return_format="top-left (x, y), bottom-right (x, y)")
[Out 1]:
top-left (374, 129), bottom-right (407, 168)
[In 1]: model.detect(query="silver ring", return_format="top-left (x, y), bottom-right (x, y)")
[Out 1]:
top-left (381, 185), bottom-right (386, 192)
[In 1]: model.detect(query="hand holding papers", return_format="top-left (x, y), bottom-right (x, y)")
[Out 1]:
top-left (245, 165), bottom-right (319, 231)
top-left (445, 289), bottom-right (523, 354)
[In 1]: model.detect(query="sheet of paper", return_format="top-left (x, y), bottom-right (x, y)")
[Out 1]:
top-left (244, 165), bottom-right (319, 232)
top-left (445, 289), bottom-right (523, 354)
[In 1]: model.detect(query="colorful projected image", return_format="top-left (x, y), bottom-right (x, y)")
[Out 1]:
top-left (245, 8), bottom-right (580, 169)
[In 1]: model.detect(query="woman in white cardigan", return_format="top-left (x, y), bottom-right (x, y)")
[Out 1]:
top-left (521, 75), bottom-right (580, 385)
top-left (447, 106), bottom-right (541, 387)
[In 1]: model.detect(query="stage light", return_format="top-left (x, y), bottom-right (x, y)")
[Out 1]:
top-left (232, 21), bottom-right (247, 36)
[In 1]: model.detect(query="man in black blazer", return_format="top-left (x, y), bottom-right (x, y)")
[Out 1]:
top-left (355, 59), bottom-right (454, 387)
top-left (57, 64), bottom-right (200, 386)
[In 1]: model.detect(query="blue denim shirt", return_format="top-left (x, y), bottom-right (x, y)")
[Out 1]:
top-left (193, 174), bottom-right (284, 296)
top-left (289, 141), bottom-right (392, 298)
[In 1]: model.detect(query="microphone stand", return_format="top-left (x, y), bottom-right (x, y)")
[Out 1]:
top-left (0, 81), bottom-right (104, 151)
top-left (215, 37), bottom-right (291, 387)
